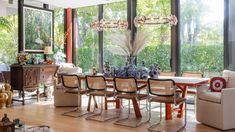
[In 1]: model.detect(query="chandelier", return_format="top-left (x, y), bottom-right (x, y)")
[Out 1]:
top-left (134, 15), bottom-right (178, 27)
top-left (90, 19), bottom-right (128, 31)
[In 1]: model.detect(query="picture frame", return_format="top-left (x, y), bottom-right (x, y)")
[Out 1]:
top-left (23, 5), bottom-right (54, 53)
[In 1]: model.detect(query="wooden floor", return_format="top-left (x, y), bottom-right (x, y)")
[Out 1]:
top-left (1, 100), bottom-right (235, 132)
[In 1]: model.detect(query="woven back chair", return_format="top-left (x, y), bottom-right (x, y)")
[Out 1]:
top-left (147, 78), bottom-right (187, 131)
top-left (114, 77), bottom-right (138, 93)
top-left (61, 74), bottom-right (89, 117)
top-left (86, 76), bottom-right (106, 91)
top-left (113, 77), bottom-right (148, 127)
top-left (85, 75), bottom-right (116, 122)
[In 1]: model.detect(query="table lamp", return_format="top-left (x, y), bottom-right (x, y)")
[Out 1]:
top-left (44, 46), bottom-right (53, 62)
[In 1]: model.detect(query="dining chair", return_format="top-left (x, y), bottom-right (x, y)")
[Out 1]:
top-left (147, 78), bottom-right (187, 131)
top-left (61, 74), bottom-right (90, 117)
top-left (113, 77), bottom-right (148, 127)
top-left (182, 71), bottom-right (203, 108)
top-left (160, 71), bottom-right (176, 77)
top-left (85, 75), bottom-right (117, 122)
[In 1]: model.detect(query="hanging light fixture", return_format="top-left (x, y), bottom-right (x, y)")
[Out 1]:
top-left (134, 15), bottom-right (178, 27)
top-left (90, 19), bottom-right (128, 31)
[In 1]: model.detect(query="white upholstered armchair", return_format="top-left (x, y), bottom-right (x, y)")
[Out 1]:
top-left (196, 70), bottom-right (235, 130)
top-left (53, 63), bottom-right (82, 107)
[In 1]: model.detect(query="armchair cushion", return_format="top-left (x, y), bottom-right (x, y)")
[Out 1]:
top-left (209, 77), bottom-right (226, 92)
top-left (57, 63), bottom-right (82, 74)
top-left (223, 70), bottom-right (235, 88)
top-left (198, 91), bottom-right (221, 103)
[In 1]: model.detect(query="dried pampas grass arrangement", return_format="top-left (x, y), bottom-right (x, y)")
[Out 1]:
top-left (108, 30), bottom-right (149, 56)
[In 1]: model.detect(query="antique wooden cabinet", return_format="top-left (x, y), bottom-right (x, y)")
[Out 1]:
top-left (10, 64), bottom-right (58, 105)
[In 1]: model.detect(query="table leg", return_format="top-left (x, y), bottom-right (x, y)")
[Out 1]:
top-left (105, 97), bottom-right (108, 110)
top-left (132, 98), bottom-right (142, 118)
top-left (165, 104), bottom-right (172, 120)
top-left (87, 95), bottom-right (98, 112)
top-left (87, 96), bottom-right (92, 112)
top-left (177, 85), bottom-right (188, 118)
top-left (116, 99), bottom-right (120, 109)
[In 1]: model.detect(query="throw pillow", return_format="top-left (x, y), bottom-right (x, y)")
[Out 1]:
top-left (210, 77), bottom-right (226, 92)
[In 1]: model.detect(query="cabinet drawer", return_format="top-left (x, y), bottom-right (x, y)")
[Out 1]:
top-left (23, 67), bottom-right (40, 87)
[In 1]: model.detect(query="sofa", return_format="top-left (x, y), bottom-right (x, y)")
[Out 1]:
top-left (53, 63), bottom-right (82, 107)
top-left (196, 70), bottom-right (235, 130)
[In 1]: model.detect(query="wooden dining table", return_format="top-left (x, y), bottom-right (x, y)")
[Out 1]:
top-left (77, 75), bottom-right (210, 120)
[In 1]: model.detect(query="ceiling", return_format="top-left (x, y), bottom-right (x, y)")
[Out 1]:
top-left (32, 0), bottom-right (125, 8)
top-left (0, 0), bottom-right (124, 16)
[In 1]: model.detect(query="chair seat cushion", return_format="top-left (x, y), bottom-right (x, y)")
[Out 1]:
top-left (150, 96), bottom-right (186, 104)
top-left (116, 93), bottom-right (147, 100)
top-left (198, 91), bottom-right (221, 103)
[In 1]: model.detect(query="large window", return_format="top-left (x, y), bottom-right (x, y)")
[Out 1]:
top-left (137, 0), bottom-right (171, 71)
top-left (228, 0), bottom-right (235, 70)
top-left (0, 15), bottom-right (18, 64)
top-left (54, 8), bottom-right (65, 63)
top-left (76, 6), bottom-right (98, 72)
top-left (103, 1), bottom-right (127, 67)
top-left (180, 0), bottom-right (224, 77)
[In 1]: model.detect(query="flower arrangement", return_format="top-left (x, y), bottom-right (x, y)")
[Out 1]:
top-left (107, 30), bottom-right (149, 57)
top-left (17, 51), bottom-right (30, 65)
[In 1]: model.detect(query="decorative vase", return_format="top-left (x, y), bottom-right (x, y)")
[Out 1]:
top-left (126, 55), bottom-right (138, 78)
top-left (4, 83), bottom-right (12, 107)
top-left (0, 92), bottom-right (8, 109)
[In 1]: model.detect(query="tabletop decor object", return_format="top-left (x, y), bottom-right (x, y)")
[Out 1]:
top-left (139, 61), bottom-right (148, 79)
top-left (17, 51), bottom-right (30, 65)
top-left (103, 62), bottom-right (112, 77)
top-left (0, 114), bottom-right (15, 132)
top-left (107, 30), bottom-right (149, 78)
top-left (149, 63), bottom-right (161, 79)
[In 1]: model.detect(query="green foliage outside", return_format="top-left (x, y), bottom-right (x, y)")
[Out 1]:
top-left (181, 44), bottom-right (223, 77)
top-left (0, 16), bottom-right (18, 64)
top-left (76, 6), bottom-right (98, 72)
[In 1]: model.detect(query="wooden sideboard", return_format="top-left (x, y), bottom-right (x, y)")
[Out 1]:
top-left (10, 64), bottom-right (58, 105)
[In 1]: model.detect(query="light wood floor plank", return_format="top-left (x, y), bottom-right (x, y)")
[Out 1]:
top-left (0, 101), bottom-right (235, 132)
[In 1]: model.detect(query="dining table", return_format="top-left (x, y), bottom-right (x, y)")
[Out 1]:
top-left (76, 75), bottom-right (210, 120)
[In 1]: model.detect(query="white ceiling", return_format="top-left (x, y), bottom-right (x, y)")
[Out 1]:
top-left (32, 0), bottom-right (125, 8)
top-left (0, 0), bottom-right (124, 16)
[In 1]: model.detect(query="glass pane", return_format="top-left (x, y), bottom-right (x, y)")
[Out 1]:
top-left (228, 0), bottom-right (235, 70)
top-left (76, 6), bottom-right (98, 73)
top-left (54, 8), bottom-right (65, 63)
top-left (137, 0), bottom-right (171, 71)
top-left (180, 0), bottom-right (224, 77)
top-left (0, 15), bottom-right (18, 65)
top-left (103, 1), bottom-right (127, 67)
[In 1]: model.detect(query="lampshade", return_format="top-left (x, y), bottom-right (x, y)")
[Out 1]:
top-left (44, 46), bottom-right (53, 54)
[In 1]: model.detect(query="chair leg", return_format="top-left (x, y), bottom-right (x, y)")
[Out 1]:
top-left (147, 101), bottom-right (151, 122)
top-left (177, 102), bottom-right (187, 132)
top-left (86, 96), bottom-right (118, 122)
top-left (114, 98), bottom-right (149, 128)
top-left (62, 95), bottom-right (92, 118)
top-left (148, 103), bottom-right (163, 131)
